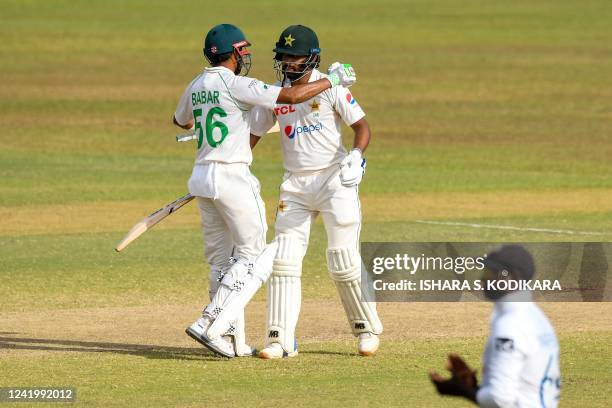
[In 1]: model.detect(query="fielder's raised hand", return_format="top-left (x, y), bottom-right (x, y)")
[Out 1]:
top-left (429, 353), bottom-right (479, 404)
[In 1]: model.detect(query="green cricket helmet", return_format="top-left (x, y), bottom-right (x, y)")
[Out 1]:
top-left (273, 25), bottom-right (320, 82)
top-left (203, 23), bottom-right (252, 76)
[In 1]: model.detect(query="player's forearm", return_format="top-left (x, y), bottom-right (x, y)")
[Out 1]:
top-left (250, 134), bottom-right (261, 149)
top-left (351, 118), bottom-right (371, 153)
top-left (277, 79), bottom-right (331, 105)
top-left (173, 115), bottom-right (194, 130)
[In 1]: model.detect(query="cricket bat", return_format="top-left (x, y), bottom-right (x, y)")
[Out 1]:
top-left (115, 193), bottom-right (195, 252)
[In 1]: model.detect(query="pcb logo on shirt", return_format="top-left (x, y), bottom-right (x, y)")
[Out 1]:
top-left (346, 92), bottom-right (358, 105)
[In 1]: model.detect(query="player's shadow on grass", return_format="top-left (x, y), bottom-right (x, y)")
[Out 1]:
top-left (300, 350), bottom-right (354, 356)
top-left (0, 335), bottom-right (227, 361)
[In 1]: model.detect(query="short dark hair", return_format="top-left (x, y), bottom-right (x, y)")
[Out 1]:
top-left (208, 51), bottom-right (233, 65)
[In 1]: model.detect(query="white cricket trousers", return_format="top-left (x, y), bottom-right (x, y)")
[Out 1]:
top-left (275, 165), bottom-right (361, 249)
top-left (192, 162), bottom-right (267, 269)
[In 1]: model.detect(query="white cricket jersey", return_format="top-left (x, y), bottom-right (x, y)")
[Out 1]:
top-left (174, 66), bottom-right (282, 165)
top-left (250, 69), bottom-right (365, 172)
top-left (477, 293), bottom-right (561, 408)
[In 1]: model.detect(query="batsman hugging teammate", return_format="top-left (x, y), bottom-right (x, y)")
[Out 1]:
top-left (173, 23), bottom-right (357, 357)
top-left (250, 25), bottom-right (383, 358)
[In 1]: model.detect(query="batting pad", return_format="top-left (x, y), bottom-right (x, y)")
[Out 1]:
top-left (208, 268), bottom-right (223, 300)
top-left (327, 247), bottom-right (383, 336)
top-left (208, 265), bottom-right (248, 349)
top-left (206, 241), bottom-right (278, 339)
top-left (266, 234), bottom-right (303, 352)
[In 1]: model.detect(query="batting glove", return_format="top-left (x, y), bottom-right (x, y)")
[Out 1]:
top-left (327, 62), bottom-right (357, 88)
top-left (339, 148), bottom-right (366, 187)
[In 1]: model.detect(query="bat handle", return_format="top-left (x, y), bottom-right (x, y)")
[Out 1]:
top-left (176, 134), bottom-right (197, 143)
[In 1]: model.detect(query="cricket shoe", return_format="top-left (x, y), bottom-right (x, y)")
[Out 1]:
top-left (259, 343), bottom-right (298, 359)
top-left (185, 317), bottom-right (236, 358)
top-left (358, 333), bottom-right (379, 356)
top-left (225, 323), bottom-right (257, 357)
top-left (234, 342), bottom-right (256, 357)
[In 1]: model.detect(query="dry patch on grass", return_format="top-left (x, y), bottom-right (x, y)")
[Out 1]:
top-left (3, 188), bottom-right (612, 236)
top-left (0, 301), bottom-right (609, 358)
top-left (0, 200), bottom-right (202, 236)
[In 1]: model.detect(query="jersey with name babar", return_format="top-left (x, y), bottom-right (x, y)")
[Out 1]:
top-left (175, 66), bottom-right (281, 165)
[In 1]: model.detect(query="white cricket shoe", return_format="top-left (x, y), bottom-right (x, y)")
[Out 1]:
top-left (234, 341), bottom-right (256, 357)
top-left (259, 343), bottom-right (298, 359)
top-left (185, 317), bottom-right (235, 358)
top-left (358, 333), bottom-right (379, 356)
top-left (186, 316), bottom-right (211, 340)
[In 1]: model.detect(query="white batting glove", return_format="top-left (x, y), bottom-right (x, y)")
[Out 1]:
top-left (327, 62), bottom-right (357, 88)
top-left (339, 148), bottom-right (366, 187)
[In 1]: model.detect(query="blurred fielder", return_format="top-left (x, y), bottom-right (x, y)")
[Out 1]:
top-left (174, 23), bottom-right (357, 357)
top-left (429, 245), bottom-right (561, 407)
top-left (250, 25), bottom-right (383, 358)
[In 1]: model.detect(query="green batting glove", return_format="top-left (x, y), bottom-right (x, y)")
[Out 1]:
top-left (327, 62), bottom-right (357, 87)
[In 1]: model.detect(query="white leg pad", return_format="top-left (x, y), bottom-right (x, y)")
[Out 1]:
top-left (208, 261), bottom-right (249, 354)
top-left (205, 241), bottom-right (278, 339)
top-left (266, 234), bottom-right (303, 353)
top-left (327, 247), bottom-right (383, 336)
top-left (208, 268), bottom-right (223, 300)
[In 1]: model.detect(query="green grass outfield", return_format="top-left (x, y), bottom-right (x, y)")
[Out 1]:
top-left (1, 0), bottom-right (612, 406)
